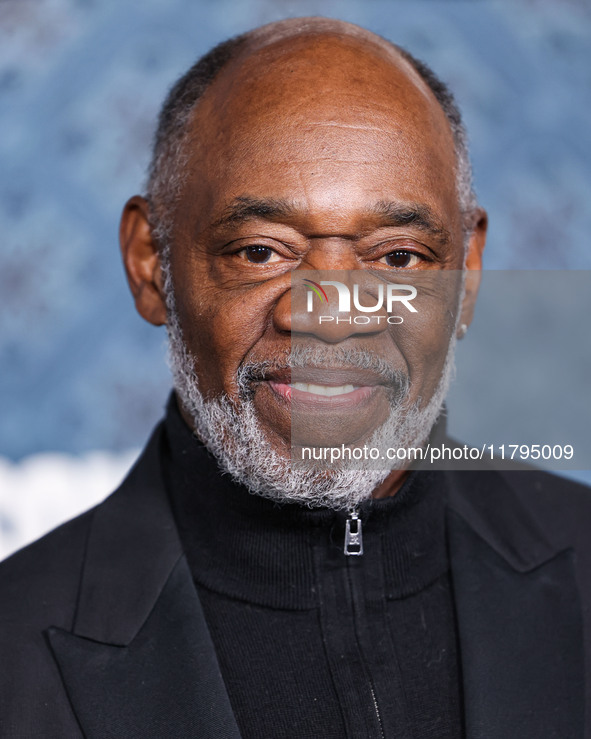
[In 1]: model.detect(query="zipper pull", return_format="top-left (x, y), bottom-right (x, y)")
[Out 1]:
top-left (344, 510), bottom-right (363, 556)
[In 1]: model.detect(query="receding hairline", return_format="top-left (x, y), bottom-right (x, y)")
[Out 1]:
top-left (146, 16), bottom-right (478, 246)
top-left (199, 17), bottom-right (436, 108)
top-left (231, 16), bottom-right (397, 51)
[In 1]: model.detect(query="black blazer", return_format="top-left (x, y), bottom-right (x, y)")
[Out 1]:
top-left (0, 422), bottom-right (589, 738)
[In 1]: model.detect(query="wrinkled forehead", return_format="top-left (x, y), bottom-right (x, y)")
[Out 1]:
top-left (187, 32), bottom-right (456, 179)
top-left (176, 32), bottom-right (459, 226)
top-left (211, 34), bottom-right (447, 127)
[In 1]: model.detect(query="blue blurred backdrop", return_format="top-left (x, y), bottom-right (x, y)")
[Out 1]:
top-left (1, 0), bottom-right (590, 459)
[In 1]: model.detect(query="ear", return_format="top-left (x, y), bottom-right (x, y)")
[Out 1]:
top-left (457, 208), bottom-right (487, 338)
top-left (119, 196), bottom-right (167, 326)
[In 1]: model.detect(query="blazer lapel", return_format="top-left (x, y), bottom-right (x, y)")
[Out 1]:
top-left (46, 425), bottom-right (241, 739)
top-left (447, 472), bottom-right (584, 739)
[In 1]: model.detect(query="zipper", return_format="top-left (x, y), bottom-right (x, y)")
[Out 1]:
top-left (344, 509), bottom-right (363, 556)
top-left (369, 684), bottom-right (386, 739)
top-left (343, 515), bottom-right (385, 737)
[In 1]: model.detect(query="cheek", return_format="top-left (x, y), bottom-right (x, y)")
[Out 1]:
top-left (175, 283), bottom-right (276, 397)
top-left (393, 275), bottom-right (461, 396)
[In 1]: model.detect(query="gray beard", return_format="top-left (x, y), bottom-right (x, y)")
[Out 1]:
top-left (165, 291), bottom-right (457, 512)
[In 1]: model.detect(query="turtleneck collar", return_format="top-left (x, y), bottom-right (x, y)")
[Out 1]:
top-left (161, 393), bottom-right (450, 610)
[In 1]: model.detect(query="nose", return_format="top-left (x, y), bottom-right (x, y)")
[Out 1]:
top-left (273, 270), bottom-right (391, 343)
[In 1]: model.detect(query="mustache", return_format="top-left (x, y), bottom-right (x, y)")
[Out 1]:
top-left (236, 345), bottom-right (410, 399)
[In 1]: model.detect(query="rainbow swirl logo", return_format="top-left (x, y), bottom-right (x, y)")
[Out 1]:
top-left (303, 279), bottom-right (329, 304)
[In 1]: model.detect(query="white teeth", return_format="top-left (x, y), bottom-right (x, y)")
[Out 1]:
top-left (290, 382), bottom-right (356, 396)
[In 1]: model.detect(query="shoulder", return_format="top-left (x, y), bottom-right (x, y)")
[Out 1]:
top-left (447, 466), bottom-right (591, 556)
top-left (493, 467), bottom-right (591, 529)
top-left (500, 468), bottom-right (591, 552)
top-left (0, 423), bottom-right (168, 732)
top-left (0, 507), bottom-right (98, 735)
top-left (0, 421), bottom-right (167, 611)
top-left (0, 506), bottom-right (95, 630)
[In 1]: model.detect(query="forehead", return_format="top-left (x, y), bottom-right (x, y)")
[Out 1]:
top-left (180, 33), bottom-right (459, 230)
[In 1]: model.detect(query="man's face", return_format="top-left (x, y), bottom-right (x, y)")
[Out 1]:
top-left (163, 35), bottom-right (474, 452)
top-left (122, 31), bottom-right (486, 505)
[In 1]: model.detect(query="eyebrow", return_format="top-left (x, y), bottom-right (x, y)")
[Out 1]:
top-left (211, 195), bottom-right (451, 245)
top-left (369, 200), bottom-right (451, 245)
top-left (210, 196), bottom-right (297, 229)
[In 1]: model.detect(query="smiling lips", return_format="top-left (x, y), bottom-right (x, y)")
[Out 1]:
top-left (268, 377), bottom-right (381, 405)
top-left (290, 382), bottom-right (356, 397)
top-left (269, 380), bottom-right (377, 405)
top-left (263, 365), bottom-right (395, 406)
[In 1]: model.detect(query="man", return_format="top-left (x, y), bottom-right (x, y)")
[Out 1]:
top-left (0, 17), bottom-right (589, 739)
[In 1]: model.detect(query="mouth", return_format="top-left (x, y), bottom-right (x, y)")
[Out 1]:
top-left (289, 382), bottom-right (357, 397)
top-left (268, 379), bottom-right (376, 403)
top-left (263, 367), bottom-right (391, 407)
top-left (247, 364), bottom-right (401, 446)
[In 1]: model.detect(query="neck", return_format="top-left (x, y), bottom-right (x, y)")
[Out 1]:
top-left (372, 470), bottom-right (410, 499)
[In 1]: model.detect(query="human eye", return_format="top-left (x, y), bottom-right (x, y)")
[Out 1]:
top-left (378, 249), bottom-right (424, 268)
top-left (236, 244), bottom-right (282, 264)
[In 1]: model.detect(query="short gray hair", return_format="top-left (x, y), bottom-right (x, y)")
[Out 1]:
top-left (146, 27), bottom-right (478, 249)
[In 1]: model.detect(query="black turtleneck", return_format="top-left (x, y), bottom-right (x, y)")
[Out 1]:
top-left (161, 396), bottom-right (464, 738)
